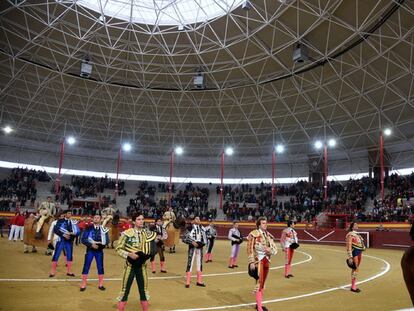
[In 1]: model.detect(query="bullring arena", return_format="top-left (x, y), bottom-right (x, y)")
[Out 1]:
top-left (0, 222), bottom-right (412, 310)
top-left (1, 0), bottom-right (414, 310)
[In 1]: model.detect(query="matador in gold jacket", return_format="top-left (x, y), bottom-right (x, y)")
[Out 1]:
top-left (116, 214), bottom-right (157, 311)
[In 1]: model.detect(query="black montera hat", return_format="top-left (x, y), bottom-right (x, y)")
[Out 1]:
top-left (248, 264), bottom-right (259, 280)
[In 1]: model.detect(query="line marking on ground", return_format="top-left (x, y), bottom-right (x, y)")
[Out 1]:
top-left (169, 249), bottom-right (391, 311)
top-left (0, 250), bottom-right (312, 282)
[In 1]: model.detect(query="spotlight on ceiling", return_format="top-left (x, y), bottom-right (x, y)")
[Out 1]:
top-left (175, 146), bottom-right (183, 155)
top-left (242, 0), bottom-right (252, 10)
top-left (193, 69), bottom-right (205, 89)
top-left (80, 57), bottom-right (92, 78)
top-left (122, 143), bottom-right (132, 152)
top-left (314, 140), bottom-right (323, 149)
top-left (293, 43), bottom-right (309, 63)
top-left (66, 136), bottom-right (76, 145)
top-left (328, 139), bottom-right (336, 147)
top-left (384, 128), bottom-right (392, 136)
top-left (275, 144), bottom-right (284, 153)
top-left (178, 24), bottom-right (185, 31)
top-left (98, 14), bottom-right (106, 24)
top-left (225, 147), bottom-right (234, 156)
top-left (3, 126), bottom-right (13, 134)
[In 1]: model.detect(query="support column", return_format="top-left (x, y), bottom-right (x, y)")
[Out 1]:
top-left (380, 132), bottom-right (385, 201)
top-left (168, 151), bottom-right (174, 207)
top-left (272, 151), bottom-right (276, 205)
top-left (219, 151), bottom-right (224, 209)
top-left (115, 147), bottom-right (122, 201)
top-left (324, 144), bottom-right (328, 201)
top-left (55, 140), bottom-right (65, 198)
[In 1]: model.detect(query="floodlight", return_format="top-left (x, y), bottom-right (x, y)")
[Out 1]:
top-left (225, 147), bottom-right (234, 156)
top-left (3, 126), bottom-right (13, 134)
top-left (122, 143), bottom-right (132, 152)
top-left (175, 146), bottom-right (183, 155)
top-left (80, 59), bottom-right (92, 78)
top-left (275, 144), bottom-right (284, 153)
top-left (99, 14), bottom-right (106, 24)
top-left (193, 73), bottom-right (204, 88)
top-left (384, 128), bottom-right (392, 136)
top-left (66, 136), bottom-right (76, 145)
top-left (242, 0), bottom-right (252, 10)
top-left (328, 139), bottom-right (336, 147)
top-left (314, 140), bottom-right (323, 149)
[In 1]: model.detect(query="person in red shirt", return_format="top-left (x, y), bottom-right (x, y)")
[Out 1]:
top-left (8, 212), bottom-right (18, 241)
top-left (120, 219), bottom-right (132, 232)
top-left (76, 217), bottom-right (91, 245)
top-left (9, 212), bottom-right (25, 241)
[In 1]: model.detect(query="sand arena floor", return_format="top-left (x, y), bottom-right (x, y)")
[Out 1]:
top-left (0, 237), bottom-right (411, 310)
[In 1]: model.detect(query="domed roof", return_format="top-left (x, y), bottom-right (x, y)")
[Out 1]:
top-left (0, 0), bottom-right (413, 166)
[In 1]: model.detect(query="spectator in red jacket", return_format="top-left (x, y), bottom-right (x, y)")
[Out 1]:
top-left (9, 212), bottom-right (24, 241)
top-left (76, 217), bottom-right (92, 245)
top-left (119, 220), bottom-right (132, 233)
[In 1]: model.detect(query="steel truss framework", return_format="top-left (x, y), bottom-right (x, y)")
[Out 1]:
top-left (0, 0), bottom-right (413, 170)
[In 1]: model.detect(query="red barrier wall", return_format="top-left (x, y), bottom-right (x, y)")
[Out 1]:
top-left (1, 212), bottom-right (411, 249)
top-left (214, 225), bottom-right (413, 250)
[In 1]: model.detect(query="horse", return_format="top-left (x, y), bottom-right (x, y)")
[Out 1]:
top-left (401, 223), bottom-right (414, 306)
top-left (107, 215), bottom-right (120, 248)
top-left (23, 215), bottom-right (53, 253)
top-left (164, 216), bottom-right (186, 253)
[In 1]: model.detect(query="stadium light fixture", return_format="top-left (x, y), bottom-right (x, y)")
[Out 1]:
top-left (122, 143), bottom-right (132, 152)
top-left (3, 126), bottom-right (13, 134)
top-left (384, 128), bottom-right (392, 136)
top-left (174, 146), bottom-right (184, 155)
top-left (98, 14), bottom-right (106, 24)
top-left (275, 144), bottom-right (284, 153)
top-left (314, 140), bottom-right (323, 149)
top-left (328, 138), bottom-right (336, 147)
top-left (66, 136), bottom-right (76, 145)
top-left (225, 147), bottom-right (234, 156)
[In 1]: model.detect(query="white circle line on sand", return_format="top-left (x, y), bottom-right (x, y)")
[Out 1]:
top-left (0, 250), bottom-right (312, 282)
top-left (169, 250), bottom-right (391, 311)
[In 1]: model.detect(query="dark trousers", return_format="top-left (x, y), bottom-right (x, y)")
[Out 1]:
top-left (118, 262), bottom-right (148, 302)
top-left (82, 249), bottom-right (104, 275)
top-left (206, 238), bottom-right (215, 253)
top-left (52, 239), bottom-right (73, 262)
top-left (150, 243), bottom-right (165, 262)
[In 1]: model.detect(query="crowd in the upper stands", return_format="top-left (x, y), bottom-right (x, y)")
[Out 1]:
top-left (221, 181), bottom-right (322, 223)
top-left (0, 168), bottom-right (49, 211)
top-left (222, 174), bottom-right (413, 223)
top-left (0, 166), bottom-right (413, 224)
top-left (366, 173), bottom-right (414, 222)
top-left (127, 182), bottom-right (216, 221)
top-left (55, 175), bottom-right (126, 205)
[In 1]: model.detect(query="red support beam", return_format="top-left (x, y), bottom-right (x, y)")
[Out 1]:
top-left (272, 150), bottom-right (276, 205)
top-left (324, 144), bottom-right (328, 201)
top-left (115, 146), bottom-right (122, 201)
top-left (380, 132), bottom-right (385, 201)
top-left (168, 151), bottom-right (174, 208)
top-left (55, 140), bottom-right (65, 198)
top-left (219, 151), bottom-right (224, 209)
